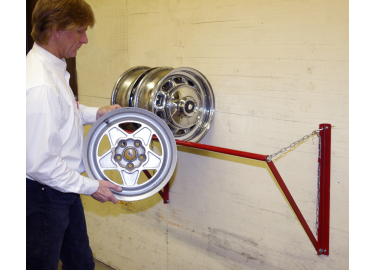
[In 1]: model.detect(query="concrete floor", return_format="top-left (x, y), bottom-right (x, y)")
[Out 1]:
top-left (58, 259), bottom-right (114, 270)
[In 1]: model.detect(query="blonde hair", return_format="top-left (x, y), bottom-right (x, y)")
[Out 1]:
top-left (31, 0), bottom-right (95, 45)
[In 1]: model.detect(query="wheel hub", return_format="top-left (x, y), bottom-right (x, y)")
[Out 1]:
top-left (113, 138), bottom-right (147, 171)
top-left (166, 84), bottom-right (200, 129)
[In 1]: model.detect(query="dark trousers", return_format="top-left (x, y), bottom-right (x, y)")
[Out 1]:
top-left (26, 179), bottom-right (95, 270)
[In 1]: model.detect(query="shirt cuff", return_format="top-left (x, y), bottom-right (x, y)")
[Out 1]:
top-left (84, 106), bottom-right (99, 124)
top-left (80, 176), bottom-right (100, 195)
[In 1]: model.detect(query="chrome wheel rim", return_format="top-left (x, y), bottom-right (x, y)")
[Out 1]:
top-left (83, 107), bottom-right (177, 201)
top-left (111, 67), bottom-right (215, 142)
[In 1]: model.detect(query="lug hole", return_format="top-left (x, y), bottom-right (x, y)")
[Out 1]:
top-left (135, 140), bottom-right (141, 147)
top-left (119, 140), bottom-right (127, 147)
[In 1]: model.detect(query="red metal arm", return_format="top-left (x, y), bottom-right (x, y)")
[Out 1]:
top-left (142, 124), bottom-right (331, 255)
top-left (173, 140), bottom-right (269, 161)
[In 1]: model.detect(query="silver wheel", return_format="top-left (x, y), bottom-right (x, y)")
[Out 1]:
top-left (83, 107), bottom-right (177, 201)
top-left (111, 67), bottom-right (215, 142)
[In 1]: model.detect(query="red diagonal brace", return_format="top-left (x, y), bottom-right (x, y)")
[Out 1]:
top-left (143, 170), bottom-right (170, 204)
top-left (267, 161), bottom-right (319, 251)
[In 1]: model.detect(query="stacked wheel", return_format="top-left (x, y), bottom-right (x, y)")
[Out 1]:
top-left (111, 67), bottom-right (215, 142)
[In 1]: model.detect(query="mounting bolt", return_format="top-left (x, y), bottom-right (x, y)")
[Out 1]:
top-left (319, 249), bottom-right (323, 254)
top-left (166, 200), bottom-right (170, 203)
top-left (325, 126), bottom-right (329, 129)
top-left (324, 249), bottom-right (327, 253)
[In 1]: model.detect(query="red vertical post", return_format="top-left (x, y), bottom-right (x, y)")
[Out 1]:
top-left (157, 182), bottom-right (170, 204)
top-left (317, 123), bottom-right (331, 255)
top-left (162, 182), bottom-right (170, 204)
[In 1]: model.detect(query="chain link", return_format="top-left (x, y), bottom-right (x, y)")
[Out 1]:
top-left (266, 129), bottom-right (323, 162)
top-left (316, 164), bottom-right (321, 235)
top-left (316, 134), bottom-right (322, 235)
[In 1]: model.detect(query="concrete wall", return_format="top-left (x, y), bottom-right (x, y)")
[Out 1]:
top-left (77, 0), bottom-right (348, 269)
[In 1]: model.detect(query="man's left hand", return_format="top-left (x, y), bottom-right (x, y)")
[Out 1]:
top-left (96, 104), bottom-right (121, 120)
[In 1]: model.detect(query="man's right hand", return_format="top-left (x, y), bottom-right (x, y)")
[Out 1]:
top-left (91, 180), bottom-right (123, 204)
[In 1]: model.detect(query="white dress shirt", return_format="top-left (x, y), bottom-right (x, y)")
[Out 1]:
top-left (26, 43), bottom-right (99, 195)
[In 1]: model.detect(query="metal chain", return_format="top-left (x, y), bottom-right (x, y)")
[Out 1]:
top-left (266, 128), bottom-right (323, 162)
top-left (266, 127), bottom-right (324, 235)
top-left (316, 135), bottom-right (322, 235)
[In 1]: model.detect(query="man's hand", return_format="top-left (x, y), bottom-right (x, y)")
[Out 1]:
top-left (91, 180), bottom-right (123, 204)
top-left (96, 104), bottom-right (121, 120)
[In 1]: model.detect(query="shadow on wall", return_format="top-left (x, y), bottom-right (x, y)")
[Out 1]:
top-left (81, 143), bottom-right (268, 217)
top-left (81, 137), bottom-right (285, 217)
top-left (81, 119), bottom-right (310, 218)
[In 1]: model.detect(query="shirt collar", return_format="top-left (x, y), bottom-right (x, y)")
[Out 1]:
top-left (33, 42), bottom-right (67, 71)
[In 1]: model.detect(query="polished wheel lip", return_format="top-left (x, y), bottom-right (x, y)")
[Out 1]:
top-left (83, 107), bottom-right (177, 201)
top-left (111, 67), bottom-right (215, 143)
top-left (133, 67), bottom-right (173, 110)
top-left (111, 66), bottom-right (151, 107)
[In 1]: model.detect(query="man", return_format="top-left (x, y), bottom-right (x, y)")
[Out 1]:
top-left (26, 0), bottom-right (122, 269)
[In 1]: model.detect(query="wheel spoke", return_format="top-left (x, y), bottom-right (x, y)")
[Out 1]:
top-left (143, 151), bottom-right (162, 169)
top-left (133, 127), bottom-right (152, 146)
top-left (107, 126), bottom-right (128, 146)
top-left (155, 91), bottom-right (166, 111)
top-left (120, 169), bottom-right (140, 186)
top-left (168, 126), bottom-right (179, 135)
top-left (99, 150), bottom-right (116, 168)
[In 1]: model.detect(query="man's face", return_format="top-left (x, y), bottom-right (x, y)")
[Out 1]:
top-left (56, 26), bottom-right (88, 59)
